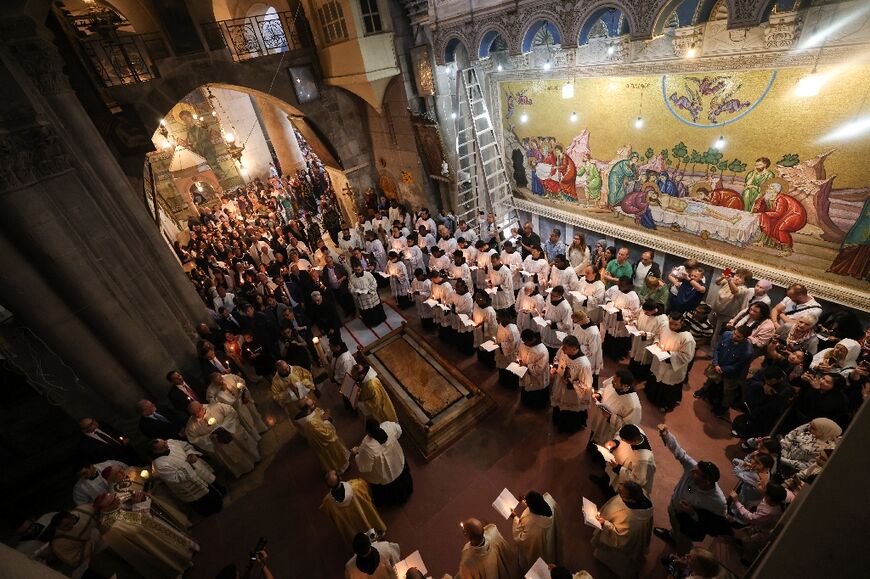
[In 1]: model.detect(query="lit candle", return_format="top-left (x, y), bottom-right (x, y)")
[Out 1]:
top-left (312, 336), bottom-right (327, 366)
top-left (207, 417), bottom-right (217, 426)
top-left (139, 469), bottom-right (150, 479)
top-left (236, 381), bottom-right (243, 389)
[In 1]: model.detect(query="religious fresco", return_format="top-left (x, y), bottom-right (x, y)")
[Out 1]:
top-left (498, 66), bottom-right (870, 292)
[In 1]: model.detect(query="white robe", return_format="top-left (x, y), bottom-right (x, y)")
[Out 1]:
top-left (350, 271), bottom-right (381, 311)
top-left (515, 292), bottom-right (545, 335)
top-left (73, 460), bottom-right (128, 506)
top-left (512, 493), bottom-right (563, 570)
top-left (355, 422), bottom-right (405, 485)
top-left (572, 323), bottom-right (603, 376)
top-left (522, 256), bottom-right (550, 289)
top-left (542, 298), bottom-right (573, 349)
top-left (411, 278), bottom-right (433, 319)
top-left (591, 495), bottom-right (654, 579)
top-left (333, 351), bottom-right (356, 384)
top-left (495, 323), bottom-right (521, 369)
top-left (207, 374), bottom-right (267, 440)
top-left (602, 287), bottom-right (640, 338)
top-left (451, 292), bottom-right (474, 333)
top-left (500, 250), bottom-right (523, 290)
top-left (548, 265), bottom-right (579, 292)
top-left (650, 329), bottom-right (696, 385)
top-left (518, 343), bottom-right (550, 392)
top-left (449, 262), bottom-right (475, 292)
top-left (386, 260), bottom-right (411, 298)
top-left (588, 381), bottom-right (643, 445)
top-left (151, 440), bottom-right (216, 503)
top-left (576, 279), bottom-right (606, 323)
top-left (487, 266), bottom-right (515, 310)
top-left (628, 313), bottom-right (668, 364)
top-left (457, 524), bottom-right (517, 579)
top-left (430, 281), bottom-right (453, 327)
top-left (185, 402), bottom-right (260, 478)
top-left (550, 350), bottom-right (593, 412)
top-left (472, 304), bottom-right (498, 348)
top-left (606, 439), bottom-right (656, 497)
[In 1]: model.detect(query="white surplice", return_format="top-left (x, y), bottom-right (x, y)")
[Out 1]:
top-left (185, 402), bottom-right (259, 478)
top-left (355, 422), bottom-right (405, 486)
top-left (151, 440), bottom-right (216, 503)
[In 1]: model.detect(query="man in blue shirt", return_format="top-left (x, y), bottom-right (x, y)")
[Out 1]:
top-left (696, 325), bottom-right (755, 418)
top-left (542, 228), bottom-right (567, 263)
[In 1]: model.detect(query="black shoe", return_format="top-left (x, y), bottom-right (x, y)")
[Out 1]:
top-left (653, 527), bottom-right (674, 542)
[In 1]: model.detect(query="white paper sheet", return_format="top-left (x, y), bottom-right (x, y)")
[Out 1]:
top-left (394, 550), bottom-right (427, 579)
top-left (646, 344), bottom-right (671, 361)
top-left (532, 316), bottom-right (548, 328)
top-left (485, 287), bottom-right (498, 295)
top-left (582, 497), bottom-right (602, 529)
top-left (492, 488), bottom-right (520, 519)
top-left (480, 340), bottom-right (499, 352)
top-left (625, 324), bottom-right (643, 337)
top-left (595, 444), bottom-right (616, 463)
top-left (556, 331), bottom-right (567, 341)
top-left (423, 298), bottom-right (438, 307)
top-left (599, 304), bottom-right (619, 314)
top-left (569, 290), bottom-right (586, 303)
top-left (458, 313), bottom-right (475, 328)
top-left (353, 289), bottom-right (369, 294)
top-left (377, 271), bottom-right (391, 278)
top-left (524, 558), bottom-right (550, 579)
top-left (521, 270), bottom-right (535, 277)
top-left (506, 362), bottom-right (528, 378)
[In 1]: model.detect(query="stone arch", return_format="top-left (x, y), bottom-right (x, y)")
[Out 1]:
top-left (570, 1), bottom-right (642, 43)
top-left (436, 33), bottom-right (468, 65)
top-left (577, 5), bottom-right (632, 45)
top-left (98, 0), bottom-right (162, 33)
top-left (519, 18), bottom-right (564, 54)
top-left (476, 25), bottom-right (511, 59)
top-left (651, 0), bottom-right (701, 35)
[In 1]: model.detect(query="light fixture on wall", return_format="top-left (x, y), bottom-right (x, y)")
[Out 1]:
top-left (497, 64), bottom-right (503, 72)
top-left (685, 46), bottom-right (697, 58)
top-left (520, 112), bottom-right (529, 123)
top-left (562, 79), bottom-right (574, 99)
top-left (223, 132), bottom-right (236, 143)
top-left (543, 59), bottom-right (552, 71)
top-left (450, 111), bottom-right (457, 119)
top-left (570, 111), bottom-right (578, 123)
top-left (634, 86), bottom-right (645, 129)
top-left (796, 73), bottom-right (823, 97)
top-left (634, 116), bottom-right (644, 129)
top-left (714, 135), bottom-right (726, 150)
top-left (607, 44), bottom-right (615, 55)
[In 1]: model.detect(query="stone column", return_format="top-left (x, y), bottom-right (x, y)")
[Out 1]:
top-left (256, 96), bottom-right (306, 174)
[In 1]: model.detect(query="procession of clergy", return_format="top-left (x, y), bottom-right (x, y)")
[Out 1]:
top-left (30, 209), bottom-right (811, 579)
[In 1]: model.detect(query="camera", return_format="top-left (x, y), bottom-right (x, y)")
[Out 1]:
top-left (249, 537), bottom-right (267, 561)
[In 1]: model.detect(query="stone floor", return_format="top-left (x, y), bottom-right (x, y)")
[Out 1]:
top-left (186, 302), bottom-right (745, 579)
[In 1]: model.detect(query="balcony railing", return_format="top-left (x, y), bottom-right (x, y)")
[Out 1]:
top-left (79, 32), bottom-right (168, 87)
top-left (201, 11), bottom-right (306, 62)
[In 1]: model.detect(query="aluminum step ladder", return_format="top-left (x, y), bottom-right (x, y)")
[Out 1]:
top-left (458, 66), bottom-right (521, 241)
top-left (454, 70), bottom-right (480, 230)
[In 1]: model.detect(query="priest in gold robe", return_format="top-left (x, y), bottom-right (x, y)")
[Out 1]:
top-left (591, 482), bottom-right (654, 579)
top-left (510, 491), bottom-right (562, 569)
top-left (352, 364), bottom-right (398, 424)
top-left (206, 372), bottom-right (267, 440)
top-left (184, 401), bottom-right (260, 478)
top-left (345, 532), bottom-right (402, 579)
top-left (456, 518), bottom-right (517, 579)
top-left (271, 360), bottom-right (318, 417)
top-left (94, 492), bottom-right (198, 579)
top-left (320, 470), bottom-right (386, 548)
top-left (293, 398), bottom-right (350, 473)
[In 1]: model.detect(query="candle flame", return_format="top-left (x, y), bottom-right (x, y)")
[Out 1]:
top-left (207, 417), bottom-right (217, 426)
top-left (139, 469), bottom-right (150, 479)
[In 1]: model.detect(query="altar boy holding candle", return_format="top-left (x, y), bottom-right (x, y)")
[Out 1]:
top-left (184, 401), bottom-right (259, 478)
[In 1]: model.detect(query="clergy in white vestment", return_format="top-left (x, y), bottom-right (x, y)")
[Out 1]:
top-left (548, 256), bottom-right (579, 293)
top-left (206, 372), bottom-right (267, 440)
top-left (49, 505), bottom-right (110, 576)
top-left (387, 252), bottom-right (413, 309)
top-left (150, 439), bottom-right (223, 516)
top-left (575, 267), bottom-right (607, 324)
top-left (73, 460), bottom-right (128, 506)
top-left (457, 518), bottom-right (517, 579)
top-left (500, 242), bottom-right (523, 292)
top-left (321, 471), bottom-right (386, 548)
top-left (515, 283), bottom-right (545, 335)
top-left (429, 247), bottom-right (451, 273)
top-left (94, 492), bottom-right (199, 579)
top-left (588, 369), bottom-right (642, 446)
top-left (346, 532), bottom-right (402, 579)
top-left (365, 232), bottom-right (388, 272)
top-left (350, 261), bottom-right (388, 327)
top-left (549, 336), bottom-right (593, 433)
top-left (495, 311), bottom-right (521, 387)
top-left (451, 281), bottom-right (475, 353)
top-left (331, 341), bottom-right (357, 385)
top-left (184, 401), bottom-right (260, 478)
top-left (541, 286), bottom-right (573, 354)
top-left (518, 329), bottom-right (550, 409)
top-left (571, 310), bottom-right (603, 386)
top-left (510, 491), bottom-right (563, 569)
top-left (591, 482), bottom-right (654, 579)
top-left (472, 292), bottom-right (498, 350)
top-left (627, 301), bottom-right (668, 382)
top-left (521, 247), bottom-right (549, 291)
top-left (601, 277), bottom-right (641, 360)
top-left (449, 251), bottom-right (475, 293)
top-left (487, 254), bottom-right (515, 311)
top-left (430, 270), bottom-right (454, 330)
top-left (603, 425), bottom-right (656, 498)
top-left (411, 270), bottom-right (435, 329)
top-left (474, 243), bottom-right (496, 289)
top-left (353, 420), bottom-right (413, 507)
top-left (645, 312), bottom-right (697, 412)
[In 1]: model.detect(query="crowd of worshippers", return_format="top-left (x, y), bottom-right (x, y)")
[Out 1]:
top-left (11, 201), bottom-right (869, 579)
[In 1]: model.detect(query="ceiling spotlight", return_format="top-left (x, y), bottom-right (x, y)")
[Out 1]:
top-left (796, 73), bottom-right (823, 97)
top-left (607, 45), bottom-right (615, 55)
top-left (543, 60), bottom-right (552, 71)
top-left (450, 112), bottom-right (457, 119)
top-left (562, 83), bottom-right (574, 99)
top-left (519, 112), bottom-right (528, 124)
top-left (634, 116), bottom-right (644, 129)
top-left (497, 64), bottom-right (503, 72)
top-left (570, 112), bottom-right (578, 123)
top-left (714, 135), bottom-right (725, 150)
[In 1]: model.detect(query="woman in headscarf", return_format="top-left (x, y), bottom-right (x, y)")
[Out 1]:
top-left (791, 372), bottom-right (850, 428)
top-left (810, 338), bottom-right (861, 377)
top-left (779, 418), bottom-right (841, 475)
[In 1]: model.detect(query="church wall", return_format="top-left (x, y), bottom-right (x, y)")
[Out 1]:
top-left (210, 87), bottom-right (273, 180)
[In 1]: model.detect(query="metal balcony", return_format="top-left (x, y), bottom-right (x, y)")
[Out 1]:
top-left (201, 11), bottom-right (308, 62)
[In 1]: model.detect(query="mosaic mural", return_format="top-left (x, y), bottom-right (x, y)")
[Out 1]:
top-left (499, 66), bottom-right (870, 292)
